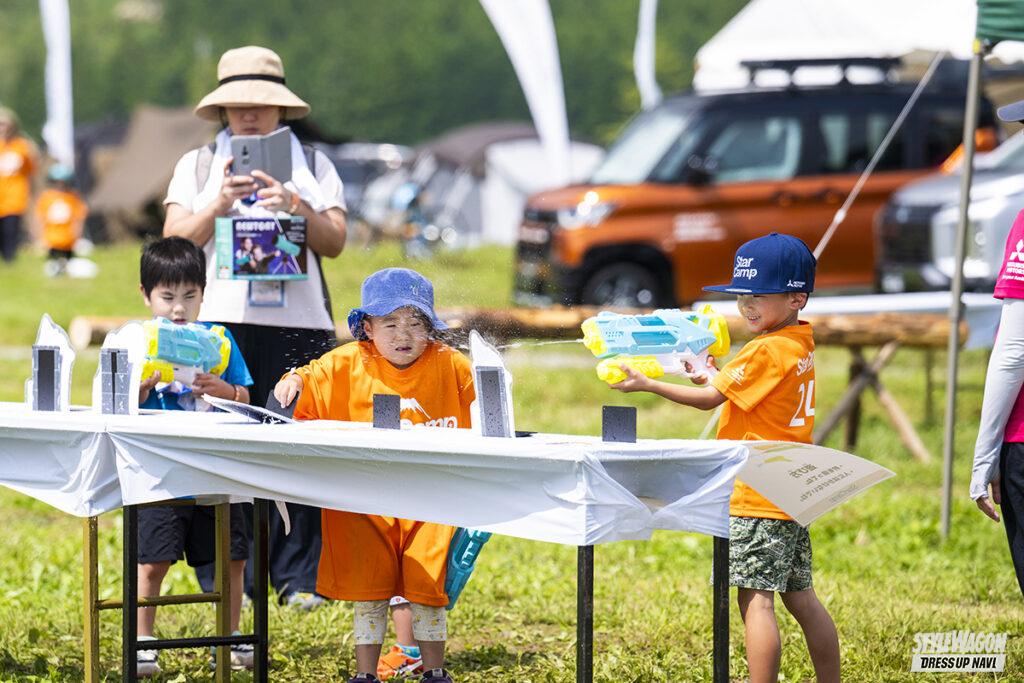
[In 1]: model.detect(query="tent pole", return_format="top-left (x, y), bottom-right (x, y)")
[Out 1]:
top-left (942, 39), bottom-right (986, 540)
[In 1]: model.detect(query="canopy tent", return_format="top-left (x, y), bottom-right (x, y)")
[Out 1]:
top-left (944, 0), bottom-right (1024, 538)
top-left (88, 105), bottom-right (214, 213)
top-left (694, 0), bottom-right (1024, 91)
top-left (395, 121), bottom-right (602, 246)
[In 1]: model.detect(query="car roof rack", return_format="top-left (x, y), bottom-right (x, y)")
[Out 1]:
top-left (741, 57), bottom-right (902, 86)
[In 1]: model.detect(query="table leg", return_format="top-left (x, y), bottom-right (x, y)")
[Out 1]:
top-left (576, 545), bottom-right (594, 683)
top-left (214, 504), bottom-right (231, 683)
top-left (253, 499), bottom-right (270, 683)
top-left (844, 348), bottom-right (865, 451)
top-left (712, 536), bottom-right (730, 683)
top-left (83, 516), bottom-right (100, 683)
top-left (122, 506), bottom-right (138, 682)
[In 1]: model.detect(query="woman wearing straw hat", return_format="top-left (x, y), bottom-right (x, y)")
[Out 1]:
top-left (163, 46), bottom-right (346, 611)
top-left (0, 106), bottom-right (38, 263)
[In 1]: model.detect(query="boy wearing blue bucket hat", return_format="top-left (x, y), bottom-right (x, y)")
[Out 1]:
top-left (612, 233), bottom-right (840, 683)
top-left (274, 267), bottom-right (473, 683)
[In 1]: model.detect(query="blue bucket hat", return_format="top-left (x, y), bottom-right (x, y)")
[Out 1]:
top-left (703, 232), bottom-right (815, 294)
top-left (348, 268), bottom-right (448, 340)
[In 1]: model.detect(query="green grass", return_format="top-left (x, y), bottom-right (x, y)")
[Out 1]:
top-left (0, 244), bottom-right (1020, 681)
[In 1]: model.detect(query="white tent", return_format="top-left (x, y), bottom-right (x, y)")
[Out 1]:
top-left (694, 0), bottom-right (1024, 91)
top-left (381, 122), bottom-right (602, 247)
top-left (479, 139), bottom-right (603, 245)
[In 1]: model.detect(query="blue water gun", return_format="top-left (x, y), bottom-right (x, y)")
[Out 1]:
top-left (581, 305), bottom-right (731, 384)
top-left (140, 318), bottom-right (230, 393)
top-left (444, 528), bottom-right (492, 610)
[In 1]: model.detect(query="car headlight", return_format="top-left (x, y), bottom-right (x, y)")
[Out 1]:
top-left (932, 195), bottom-right (1009, 279)
top-left (556, 191), bottom-right (617, 230)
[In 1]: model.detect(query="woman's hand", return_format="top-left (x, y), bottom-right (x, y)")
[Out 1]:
top-left (252, 170), bottom-right (297, 213)
top-left (215, 156), bottom-right (258, 214)
top-left (274, 373), bottom-right (304, 407)
top-left (976, 474), bottom-right (1002, 522)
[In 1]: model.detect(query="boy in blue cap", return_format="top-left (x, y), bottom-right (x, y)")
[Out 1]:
top-left (612, 233), bottom-right (840, 683)
top-left (274, 267), bottom-right (474, 683)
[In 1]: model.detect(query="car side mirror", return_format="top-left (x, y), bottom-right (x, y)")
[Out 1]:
top-left (684, 154), bottom-right (716, 186)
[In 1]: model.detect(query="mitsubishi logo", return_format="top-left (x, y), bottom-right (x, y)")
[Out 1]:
top-left (1012, 240), bottom-right (1024, 262)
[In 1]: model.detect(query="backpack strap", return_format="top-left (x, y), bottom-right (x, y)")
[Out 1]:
top-left (299, 144), bottom-right (334, 324)
top-left (193, 142), bottom-right (217, 193)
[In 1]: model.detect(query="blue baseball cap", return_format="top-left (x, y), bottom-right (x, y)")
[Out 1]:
top-left (999, 99), bottom-right (1024, 123)
top-left (348, 268), bottom-right (448, 340)
top-left (703, 232), bottom-right (816, 294)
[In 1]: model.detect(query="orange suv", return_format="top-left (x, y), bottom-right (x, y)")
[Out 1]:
top-left (514, 62), bottom-right (995, 307)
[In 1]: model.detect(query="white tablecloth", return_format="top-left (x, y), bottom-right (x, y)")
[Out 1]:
top-left (0, 403), bottom-right (121, 516)
top-left (0, 403), bottom-right (750, 545)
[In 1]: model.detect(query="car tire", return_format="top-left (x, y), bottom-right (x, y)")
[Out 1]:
top-left (581, 262), bottom-right (663, 308)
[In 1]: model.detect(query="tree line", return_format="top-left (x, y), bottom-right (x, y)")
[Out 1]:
top-left (0, 0), bottom-right (746, 147)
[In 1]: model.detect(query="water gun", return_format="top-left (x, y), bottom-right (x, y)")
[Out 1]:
top-left (444, 528), bottom-right (492, 610)
top-left (140, 318), bottom-right (231, 393)
top-left (581, 305), bottom-right (730, 385)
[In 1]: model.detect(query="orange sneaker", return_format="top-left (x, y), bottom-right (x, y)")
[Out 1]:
top-left (377, 645), bottom-right (423, 681)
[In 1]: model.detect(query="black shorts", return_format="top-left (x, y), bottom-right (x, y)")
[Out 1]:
top-left (138, 503), bottom-right (250, 567)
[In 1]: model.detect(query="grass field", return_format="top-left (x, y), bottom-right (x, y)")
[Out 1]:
top-left (0, 243), bottom-right (1020, 681)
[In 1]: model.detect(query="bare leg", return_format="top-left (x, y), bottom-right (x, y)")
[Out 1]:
top-left (230, 559), bottom-right (245, 633)
top-left (781, 588), bottom-right (840, 683)
top-left (137, 561), bottom-right (171, 636)
top-left (392, 603), bottom-right (415, 646)
top-left (356, 644), bottom-right (384, 675)
top-left (737, 588), bottom-right (781, 683)
top-left (418, 640), bottom-right (445, 670)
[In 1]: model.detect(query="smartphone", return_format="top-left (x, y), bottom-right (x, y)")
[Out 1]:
top-left (230, 135), bottom-right (263, 180)
top-left (230, 129), bottom-right (291, 184)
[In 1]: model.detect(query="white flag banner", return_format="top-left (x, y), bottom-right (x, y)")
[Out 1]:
top-left (480, 0), bottom-right (571, 187)
top-left (39, 0), bottom-right (74, 168)
top-left (633, 0), bottom-right (662, 110)
top-left (739, 441), bottom-right (895, 526)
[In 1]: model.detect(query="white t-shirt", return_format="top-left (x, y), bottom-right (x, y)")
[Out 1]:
top-left (164, 145), bottom-right (346, 330)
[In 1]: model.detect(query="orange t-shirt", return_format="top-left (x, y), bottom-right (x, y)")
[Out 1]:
top-left (36, 189), bottom-right (87, 251)
top-left (293, 340), bottom-right (476, 605)
top-left (0, 137), bottom-right (37, 217)
top-left (711, 322), bottom-right (816, 520)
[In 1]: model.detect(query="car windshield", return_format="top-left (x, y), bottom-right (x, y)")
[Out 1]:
top-left (590, 106), bottom-right (700, 184)
top-left (982, 133), bottom-right (1024, 172)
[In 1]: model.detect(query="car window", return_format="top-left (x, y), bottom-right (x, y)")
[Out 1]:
top-left (704, 115), bottom-right (803, 183)
top-left (814, 110), bottom-right (904, 174)
top-left (921, 108), bottom-right (967, 167)
top-left (590, 106), bottom-right (698, 184)
top-left (983, 132), bottom-right (1024, 171)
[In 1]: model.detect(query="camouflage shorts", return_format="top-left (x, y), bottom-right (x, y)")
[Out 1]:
top-left (729, 516), bottom-right (812, 593)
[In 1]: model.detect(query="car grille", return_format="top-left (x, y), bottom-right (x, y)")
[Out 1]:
top-left (518, 208), bottom-right (557, 259)
top-left (523, 208), bottom-right (558, 224)
top-left (876, 203), bottom-right (940, 264)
